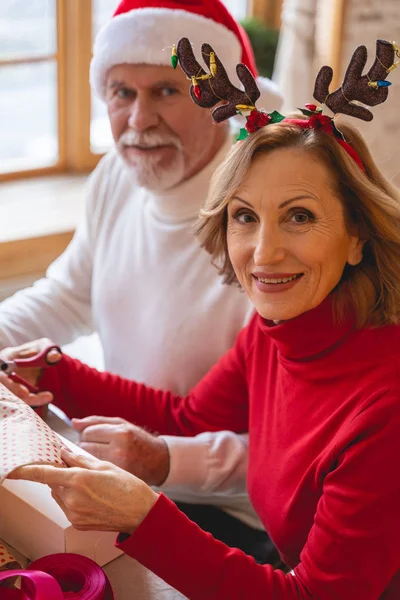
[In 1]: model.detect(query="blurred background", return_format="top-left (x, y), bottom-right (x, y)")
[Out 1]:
top-left (0, 0), bottom-right (399, 316)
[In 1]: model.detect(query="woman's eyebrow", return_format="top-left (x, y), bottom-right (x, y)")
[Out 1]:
top-left (278, 195), bottom-right (319, 209)
top-left (231, 195), bottom-right (319, 209)
top-left (231, 196), bottom-right (253, 207)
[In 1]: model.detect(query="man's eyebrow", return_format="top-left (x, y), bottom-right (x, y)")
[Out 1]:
top-left (152, 80), bottom-right (180, 89)
top-left (108, 80), bottom-right (126, 89)
top-left (107, 79), bottom-right (179, 90)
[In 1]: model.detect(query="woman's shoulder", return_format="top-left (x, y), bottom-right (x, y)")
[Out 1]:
top-left (352, 322), bottom-right (400, 382)
top-left (336, 325), bottom-right (400, 443)
top-left (363, 322), bottom-right (400, 358)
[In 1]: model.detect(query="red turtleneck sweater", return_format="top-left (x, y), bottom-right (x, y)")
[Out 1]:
top-left (40, 296), bottom-right (400, 599)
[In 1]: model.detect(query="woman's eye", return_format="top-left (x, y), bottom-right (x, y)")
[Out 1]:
top-left (289, 209), bottom-right (314, 224)
top-left (234, 211), bottom-right (256, 224)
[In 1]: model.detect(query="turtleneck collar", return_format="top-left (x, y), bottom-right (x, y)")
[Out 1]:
top-left (142, 133), bottom-right (233, 224)
top-left (258, 294), bottom-right (356, 360)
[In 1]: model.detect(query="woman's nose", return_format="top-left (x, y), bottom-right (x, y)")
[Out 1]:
top-left (127, 97), bottom-right (159, 132)
top-left (253, 226), bottom-right (286, 265)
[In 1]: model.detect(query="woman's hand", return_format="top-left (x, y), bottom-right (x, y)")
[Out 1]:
top-left (8, 448), bottom-right (159, 534)
top-left (0, 338), bottom-right (61, 406)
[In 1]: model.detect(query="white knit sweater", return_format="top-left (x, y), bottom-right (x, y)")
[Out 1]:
top-left (0, 136), bottom-right (262, 528)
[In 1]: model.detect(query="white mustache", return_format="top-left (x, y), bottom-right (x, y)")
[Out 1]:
top-left (118, 130), bottom-right (182, 150)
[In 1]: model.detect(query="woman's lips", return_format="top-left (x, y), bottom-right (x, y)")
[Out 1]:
top-left (252, 272), bottom-right (304, 293)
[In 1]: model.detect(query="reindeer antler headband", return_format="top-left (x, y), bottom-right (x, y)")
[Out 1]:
top-left (172, 38), bottom-right (400, 172)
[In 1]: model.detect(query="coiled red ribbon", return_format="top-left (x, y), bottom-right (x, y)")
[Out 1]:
top-left (0, 553), bottom-right (114, 599)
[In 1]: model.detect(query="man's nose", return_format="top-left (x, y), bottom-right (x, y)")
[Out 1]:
top-left (253, 226), bottom-right (286, 265)
top-left (127, 97), bottom-right (159, 132)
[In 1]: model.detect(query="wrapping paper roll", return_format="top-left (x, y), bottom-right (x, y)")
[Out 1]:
top-left (0, 542), bottom-right (20, 571)
top-left (0, 553), bottom-right (114, 599)
top-left (0, 541), bottom-right (22, 589)
top-left (0, 384), bottom-right (66, 484)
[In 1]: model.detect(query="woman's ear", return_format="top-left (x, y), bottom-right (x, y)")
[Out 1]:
top-left (348, 237), bottom-right (366, 266)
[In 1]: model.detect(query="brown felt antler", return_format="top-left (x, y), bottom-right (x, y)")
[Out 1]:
top-left (176, 37), bottom-right (260, 122)
top-left (314, 39), bottom-right (397, 121)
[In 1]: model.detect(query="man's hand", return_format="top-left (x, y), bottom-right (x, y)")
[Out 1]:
top-left (0, 338), bottom-right (59, 406)
top-left (8, 449), bottom-right (158, 534)
top-left (73, 416), bottom-right (170, 487)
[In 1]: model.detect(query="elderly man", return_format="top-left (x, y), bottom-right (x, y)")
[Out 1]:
top-left (0, 0), bottom-right (281, 561)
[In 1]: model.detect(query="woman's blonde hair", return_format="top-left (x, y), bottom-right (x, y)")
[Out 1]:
top-left (197, 118), bottom-right (400, 327)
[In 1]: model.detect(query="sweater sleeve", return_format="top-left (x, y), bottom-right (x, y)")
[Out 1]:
top-left (38, 324), bottom-right (251, 436)
top-left (0, 155), bottom-right (112, 350)
top-left (115, 393), bottom-right (400, 600)
top-left (161, 431), bottom-right (251, 495)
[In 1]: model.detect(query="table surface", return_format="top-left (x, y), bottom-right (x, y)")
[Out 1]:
top-left (7, 406), bottom-right (187, 600)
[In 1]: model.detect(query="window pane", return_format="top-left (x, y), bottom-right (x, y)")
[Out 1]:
top-left (90, 0), bottom-right (116, 153)
top-left (221, 0), bottom-right (248, 20)
top-left (0, 0), bottom-right (56, 60)
top-left (92, 0), bottom-right (117, 38)
top-left (0, 61), bottom-right (58, 173)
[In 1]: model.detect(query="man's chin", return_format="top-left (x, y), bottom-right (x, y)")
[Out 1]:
top-left (124, 161), bottom-right (185, 192)
top-left (116, 144), bottom-right (184, 190)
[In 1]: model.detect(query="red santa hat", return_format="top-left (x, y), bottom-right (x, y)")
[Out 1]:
top-left (90, 0), bottom-right (281, 109)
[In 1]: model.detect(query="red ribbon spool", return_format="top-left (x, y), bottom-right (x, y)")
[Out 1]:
top-left (0, 553), bottom-right (114, 599)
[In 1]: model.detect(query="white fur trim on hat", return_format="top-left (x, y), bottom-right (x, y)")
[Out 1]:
top-left (90, 7), bottom-right (242, 100)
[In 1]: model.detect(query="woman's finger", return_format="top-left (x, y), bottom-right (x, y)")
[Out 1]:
top-left (47, 349), bottom-right (62, 365)
top-left (0, 372), bottom-right (31, 400)
top-left (7, 464), bottom-right (69, 485)
top-left (0, 373), bottom-right (53, 406)
top-left (60, 447), bottom-right (104, 470)
top-left (25, 391), bottom-right (53, 407)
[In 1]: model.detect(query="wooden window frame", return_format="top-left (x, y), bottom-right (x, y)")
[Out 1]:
top-left (0, 0), bottom-right (101, 182)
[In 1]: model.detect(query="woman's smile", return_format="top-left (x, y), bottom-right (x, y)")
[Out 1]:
top-left (252, 272), bottom-right (304, 293)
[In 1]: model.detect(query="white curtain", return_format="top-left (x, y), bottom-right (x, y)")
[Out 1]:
top-left (272, 0), bottom-right (318, 112)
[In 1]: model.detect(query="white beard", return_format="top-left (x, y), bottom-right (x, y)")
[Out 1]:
top-left (125, 152), bottom-right (185, 192)
top-left (117, 130), bottom-right (185, 192)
